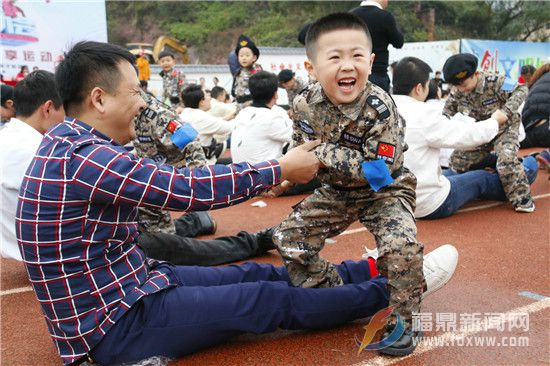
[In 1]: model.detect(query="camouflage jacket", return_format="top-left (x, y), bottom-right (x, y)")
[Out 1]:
top-left (234, 63), bottom-right (263, 103)
top-left (443, 71), bottom-right (528, 164)
top-left (160, 68), bottom-right (186, 102)
top-left (133, 92), bottom-right (207, 234)
top-left (292, 82), bottom-right (416, 198)
top-left (286, 76), bottom-right (307, 107)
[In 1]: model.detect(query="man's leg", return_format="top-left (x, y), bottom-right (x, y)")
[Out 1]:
top-left (273, 187), bottom-right (359, 288)
top-left (173, 211), bottom-right (216, 238)
top-left (89, 262), bottom-right (389, 365)
top-left (480, 156), bottom-right (538, 201)
top-left (137, 230), bottom-right (272, 266)
top-left (494, 119), bottom-right (534, 209)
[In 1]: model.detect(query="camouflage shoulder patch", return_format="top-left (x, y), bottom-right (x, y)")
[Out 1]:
top-left (367, 95), bottom-right (390, 120)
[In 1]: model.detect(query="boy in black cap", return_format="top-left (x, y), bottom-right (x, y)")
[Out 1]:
top-left (233, 35), bottom-right (263, 109)
top-left (442, 53), bottom-right (534, 212)
top-left (278, 69), bottom-right (306, 108)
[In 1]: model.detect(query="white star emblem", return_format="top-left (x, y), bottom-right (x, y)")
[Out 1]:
top-left (371, 98), bottom-right (379, 106)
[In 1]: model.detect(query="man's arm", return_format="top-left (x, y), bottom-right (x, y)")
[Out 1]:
top-left (424, 109), bottom-right (504, 149)
top-left (442, 91), bottom-right (459, 118)
top-left (501, 84), bottom-right (528, 120)
top-left (67, 141), bottom-right (319, 212)
top-left (385, 12), bottom-right (404, 48)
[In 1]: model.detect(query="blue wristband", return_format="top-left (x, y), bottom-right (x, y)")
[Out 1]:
top-left (361, 159), bottom-right (394, 192)
top-left (170, 123), bottom-right (198, 149)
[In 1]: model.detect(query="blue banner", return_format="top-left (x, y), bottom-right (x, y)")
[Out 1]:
top-left (460, 39), bottom-right (549, 88)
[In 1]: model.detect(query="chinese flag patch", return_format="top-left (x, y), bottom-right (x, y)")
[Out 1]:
top-left (376, 142), bottom-right (396, 163)
top-left (167, 120), bottom-right (179, 133)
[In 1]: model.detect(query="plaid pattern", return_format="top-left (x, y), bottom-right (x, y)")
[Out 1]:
top-left (15, 118), bottom-right (280, 365)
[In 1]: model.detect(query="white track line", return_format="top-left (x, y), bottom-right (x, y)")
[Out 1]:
top-left (0, 285), bottom-right (32, 296)
top-left (339, 193), bottom-right (550, 237)
top-left (352, 298), bottom-right (550, 366)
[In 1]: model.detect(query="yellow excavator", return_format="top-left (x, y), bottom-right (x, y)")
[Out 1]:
top-left (127, 36), bottom-right (190, 64)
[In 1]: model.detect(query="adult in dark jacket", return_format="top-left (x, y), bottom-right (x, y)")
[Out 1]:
top-left (350, 0), bottom-right (404, 92)
top-left (521, 63), bottom-right (550, 148)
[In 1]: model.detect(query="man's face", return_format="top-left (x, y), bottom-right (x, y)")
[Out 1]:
top-left (281, 79), bottom-right (296, 90)
top-left (238, 47), bottom-right (257, 68)
top-left (159, 56), bottom-right (175, 72)
top-left (199, 93), bottom-right (212, 111)
top-left (305, 29), bottom-right (374, 105)
top-left (0, 101), bottom-right (15, 121)
top-left (102, 61), bottom-right (147, 145)
top-left (455, 73), bottom-right (478, 93)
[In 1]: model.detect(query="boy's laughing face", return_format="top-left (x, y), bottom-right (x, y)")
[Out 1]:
top-left (305, 29), bottom-right (374, 105)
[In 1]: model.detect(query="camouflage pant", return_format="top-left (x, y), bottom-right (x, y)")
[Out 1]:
top-left (273, 186), bottom-right (424, 326)
top-left (450, 117), bottom-right (532, 207)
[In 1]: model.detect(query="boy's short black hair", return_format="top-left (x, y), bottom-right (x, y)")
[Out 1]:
top-left (305, 13), bottom-right (372, 60)
top-left (392, 57), bottom-right (433, 96)
top-left (14, 70), bottom-right (62, 117)
top-left (140, 80), bottom-right (148, 88)
top-left (181, 84), bottom-right (204, 109)
top-left (158, 51), bottom-right (175, 60)
top-left (249, 71), bottom-right (278, 105)
top-left (210, 86), bottom-right (226, 100)
top-left (55, 41), bottom-right (135, 113)
top-left (1, 84), bottom-right (14, 107)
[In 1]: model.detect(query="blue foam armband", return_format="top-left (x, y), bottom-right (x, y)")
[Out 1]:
top-left (361, 159), bottom-right (394, 192)
top-left (170, 123), bottom-right (198, 149)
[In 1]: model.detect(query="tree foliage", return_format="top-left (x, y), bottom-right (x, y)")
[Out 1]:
top-left (106, 1), bottom-right (549, 63)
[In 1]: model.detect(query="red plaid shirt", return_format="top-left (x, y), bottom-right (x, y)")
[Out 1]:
top-left (16, 118), bottom-right (280, 364)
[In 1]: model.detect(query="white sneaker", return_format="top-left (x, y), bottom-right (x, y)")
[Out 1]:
top-left (361, 246), bottom-right (378, 260)
top-left (515, 200), bottom-right (535, 213)
top-left (422, 244), bottom-right (458, 299)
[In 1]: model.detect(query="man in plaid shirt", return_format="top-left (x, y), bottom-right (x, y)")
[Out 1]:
top-left (16, 42), bottom-right (391, 365)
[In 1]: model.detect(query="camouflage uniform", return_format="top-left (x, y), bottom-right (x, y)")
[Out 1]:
top-left (160, 68), bottom-right (186, 104)
top-left (234, 64), bottom-right (263, 109)
top-left (443, 71), bottom-right (531, 207)
top-left (133, 92), bottom-right (207, 234)
top-left (273, 82), bottom-right (424, 327)
top-left (285, 76), bottom-right (307, 107)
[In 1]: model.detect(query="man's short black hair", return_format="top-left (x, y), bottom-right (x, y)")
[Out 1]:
top-left (55, 41), bottom-right (135, 113)
top-left (305, 13), bottom-right (372, 60)
top-left (158, 51), bottom-right (175, 60)
top-left (392, 57), bottom-right (433, 96)
top-left (1, 84), bottom-right (14, 107)
top-left (210, 86), bottom-right (226, 100)
top-left (426, 79), bottom-right (440, 101)
top-left (14, 70), bottom-right (62, 117)
top-left (249, 71), bottom-right (278, 105)
top-left (521, 65), bottom-right (536, 76)
top-left (181, 84), bottom-right (204, 109)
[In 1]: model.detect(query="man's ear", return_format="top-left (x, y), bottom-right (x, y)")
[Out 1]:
top-left (41, 100), bottom-right (53, 118)
top-left (90, 87), bottom-right (106, 113)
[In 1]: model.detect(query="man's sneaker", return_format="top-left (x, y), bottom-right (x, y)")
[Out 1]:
top-left (515, 199), bottom-right (535, 213)
top-left (361, 246), bottom-right (379, 260)
top-left (422, 244), bottom-right (458, 299)
top-left (536, 149), bottom-right (550, 172)
top-left (378, 327), bottom-right (423, 357)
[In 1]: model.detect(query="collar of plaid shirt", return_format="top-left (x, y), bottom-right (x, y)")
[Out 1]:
top-left (15, 117), bottom-right (281, 364)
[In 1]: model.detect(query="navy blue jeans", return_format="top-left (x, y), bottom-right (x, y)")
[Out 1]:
top-left (89, 261), bottom-right (389, 365)
top-left (424, 156), bottom-right (538, 219)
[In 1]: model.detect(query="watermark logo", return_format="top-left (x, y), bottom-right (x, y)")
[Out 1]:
top-left (354, 305), bottom-right (405, 354)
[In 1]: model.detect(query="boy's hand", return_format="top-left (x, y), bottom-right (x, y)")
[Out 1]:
top-left (491, 109), bottom-right (508, 126)
top-left (279, 140), bottom-right (321, 184)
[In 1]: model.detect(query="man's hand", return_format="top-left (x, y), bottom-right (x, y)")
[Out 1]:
top-left (261, 180), bottom-right (295, 198)
top-left (491, 109), bottom-right (508, 126)
top-left (279, 140), bottom-right (321, 184)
